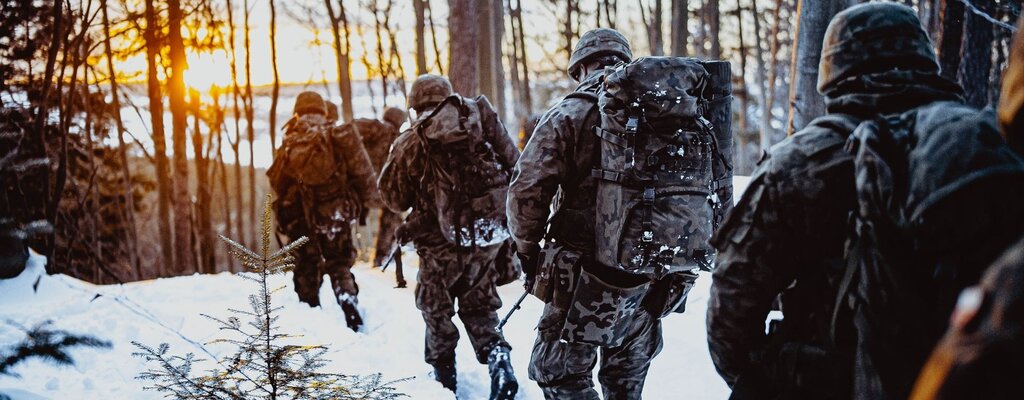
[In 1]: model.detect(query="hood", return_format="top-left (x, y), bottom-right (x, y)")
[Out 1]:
top-left (823, 70), bottom-right (963, 119)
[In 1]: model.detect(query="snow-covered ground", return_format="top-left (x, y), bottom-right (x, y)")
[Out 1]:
top-left (0, 178), bottom-right (749, 400)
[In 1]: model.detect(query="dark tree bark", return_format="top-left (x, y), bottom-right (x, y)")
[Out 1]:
top-left (786, 0), bottom-right (854, 134)
top-left (708, 0), bottom-right (720, 59)
top-left (959, 0), bottom-right (995, 108)
top-left (168, 0), bottom-right (195, 273)
top-left (414, 0), bottom-right (428, 75)
top-left (937, 0), bottom-right (965, 82)
top-left (101, 0), bottom-right (141, 279)
top-left (325, 0), bottom-right (355, 121)
top-left (448, 0), bottom-right (480, 94)
top-left (244, 0), bottom-right (257, 249)
top-left (190, 90), bottom-right (214, 274)
top-left (477, 0), bottom-right (505, 115)
top-left (145, 0), bottom-right (173, 276)
top-left (226, 0), bottom-right (247, 250)
top-left (670, 0), bottom-right (688, 56)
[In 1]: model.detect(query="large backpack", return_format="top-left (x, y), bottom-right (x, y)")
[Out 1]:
top-left (267, 117), bottom-right (353, 232)
top-left (414, 95), bottom-right (510, 248)
top-left (835, 102), bottom-right (1024, 399)
top-left (591, 57), bottom-right (732, 278)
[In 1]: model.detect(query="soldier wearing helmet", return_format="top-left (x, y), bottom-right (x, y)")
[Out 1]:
top-left (343, 107), bottom-right (407, 272)
top-left (379, 74), bottom-right (522, 398)
top-left (706, 3), bottom-right (971, 398)
top-left (268, 91), bottom-right (377, 332)
top-left (507, 28), bottom-right (678, 399)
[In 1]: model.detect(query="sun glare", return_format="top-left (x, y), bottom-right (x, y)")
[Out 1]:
top-left (184, 51), bottom-right (232, 93)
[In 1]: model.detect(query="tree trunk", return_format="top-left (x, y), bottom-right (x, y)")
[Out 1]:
top-left (959, 0), bottom-right (994, 108)
top-left (168, 0), bottom-right (195, 274)
top-left (325, 0), bottom-right (355, 121)
top-left (244, 0), bottom-right (257, 249)
top-left (937, 0), bottom-right (965, 83)
top-left (477, 0), bottom-right (505, 115)
top-left (670, 0), bottom-right (688, 56)
top-left (102, 0), bottom-right (141, 279)
top-left (708, 0), bottom-right (720, 59)
top-left (225, 0), bottom-right (246, 249)
top-left (145, 0), bottom-right (173, 275)
top-left (190, 90), bottom-right (214, 274)
top-left (735, 4), bottom-right (749, 139)
top-left (448, 0), bottom-right (480, 94)
top-left (640, 0), bottom-right (665, 56)
top-left (268, 0), bottom-right (281, 154)
top-left (761, 0), bottom-right (784, 149)
top-left (414, 0), bottom-right (428, 75)
top-left (786, 0), bottom-right (852, 134)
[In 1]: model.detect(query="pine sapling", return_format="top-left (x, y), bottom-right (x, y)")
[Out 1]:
top-left (133, 194), bottom-right (406, 399)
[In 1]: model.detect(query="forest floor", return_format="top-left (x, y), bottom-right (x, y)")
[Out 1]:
top-left (0, 178), bottom-right (748, 400)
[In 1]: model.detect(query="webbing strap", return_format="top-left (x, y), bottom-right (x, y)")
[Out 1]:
top-left (594, 126), bottom-right (629, 147)
top-left (591, 168), bottom-right (628, 183)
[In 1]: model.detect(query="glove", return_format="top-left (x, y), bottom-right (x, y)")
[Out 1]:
top-left (516, 243), bottom-right (541, 287)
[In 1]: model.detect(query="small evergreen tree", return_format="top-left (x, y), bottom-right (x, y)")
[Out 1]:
top-left (0, 321), bottom-right (111, 377)
top-left (133, 195), bottom-right (405, 399)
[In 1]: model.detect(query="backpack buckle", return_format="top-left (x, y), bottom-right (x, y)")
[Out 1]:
top-left (642, 231), bottom-right (654, 242)
top-left (626, 116), bottom-right (639, 134)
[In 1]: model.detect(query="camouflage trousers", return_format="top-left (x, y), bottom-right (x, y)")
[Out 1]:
top-left (528, 302), bottom-right (663, 400)
top-left (416, 243), bottom-right (510, 366)
top-left (288, 227), bottom-right (359, 308)
top-left (373, 209), bottom-right (403, 267)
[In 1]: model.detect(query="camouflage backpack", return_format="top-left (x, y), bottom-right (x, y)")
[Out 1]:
top-left (414, 95), bottom-right (510, 248)
top-left (834, 102), bottom-right (1024, 399)
top-left (591, 57), bottom-right (730, 278)
top-left (267, 116), bottom-right (354, 233)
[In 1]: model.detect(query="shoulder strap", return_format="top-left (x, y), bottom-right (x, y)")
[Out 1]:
top-left (565, 91), bottom-right (599, 103)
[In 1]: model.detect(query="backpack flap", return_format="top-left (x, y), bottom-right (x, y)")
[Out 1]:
top-left (593, 57), bottom-right (717, 277)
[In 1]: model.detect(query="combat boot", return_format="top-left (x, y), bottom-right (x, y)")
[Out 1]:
top-left (431, 360), bottom-right (457, 393)
top-left (487, 346), bottom-right (518, 400)
top-left (336, 293), bottom-right (363, 332)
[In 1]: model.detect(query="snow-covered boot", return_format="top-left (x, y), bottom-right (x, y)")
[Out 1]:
top-left (431, 361), bottom-right (457, 392)
top-left (487, 346), bottom-right (518, 400)
top-left (337, 294), bottom-right (363, 332)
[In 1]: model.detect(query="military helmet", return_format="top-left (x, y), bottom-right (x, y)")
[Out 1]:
top-left (294, 91), bottom-right (327, 116)
top-left (568, 28), bottom-right (632, 80)
top-left (383, 107), bottom-right (407, 129)
top-left (325, 100), bottom-right (340, 122)
top-left (408, 74), bottom-right (453, 111)
top-left (818, 2), bottom-right (939, 93)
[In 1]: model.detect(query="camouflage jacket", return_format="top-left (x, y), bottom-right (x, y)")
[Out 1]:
top-left (706, 71), bottom-right (963, 388)
top-left (351, 118), bottom-right (400, 173)
top-left (378, 95), bottom-right (519, 252)
top-left (508, 71), bottom-right (603, 253)
top-left (274, 114), bottom-right (378, 229)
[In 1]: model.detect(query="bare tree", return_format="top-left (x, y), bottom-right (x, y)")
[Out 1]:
top-left (324, 0), bottom-right (355, 121)
top-left (786, 0), bottom-right (853, 134)
top-left (414, 0), bottom-right (428, 75)
top-left (478, 0), bottom-right (505, 114)
top-left (670, 0), bottom-right (688, 56)
top-left (244, 0), bottom-right (257, 249)
top-left (101, 0), bottom-right (140, 279)
top-left (708, 0), bottom-right (720, 59)
top-left (639, 0), bottom-right (665, 56)
top-left (448, 0), bottom-right (480, 94)
top-left (168, 0), bottom-right (195, 273)
top-left (268, 0), bottom-right (281, 153)
top-left (959, 0), bottom-right (995, 107)
top-left (145, 0), bottom-right (174, 275)
top-left (936, 0), bottom-right (965, 83)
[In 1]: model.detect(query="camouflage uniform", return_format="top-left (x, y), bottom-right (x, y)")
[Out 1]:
top-left (349, 108), bottom-right (406, 267)
top-left (508, 28), bottom-right (676, 399)
top-left (706, 4), bottom-right (980, 398)
top-left (274, 94), bottom-right (378, 310)
top-left (378, 93), bottom-right (520, 371)
top-left (911, 20), bottom-right (1024, 400)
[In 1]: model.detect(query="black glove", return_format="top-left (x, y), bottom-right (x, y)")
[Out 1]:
top-left (516, 243), bottom-right (541, 286)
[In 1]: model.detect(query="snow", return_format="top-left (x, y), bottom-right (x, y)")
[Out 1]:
top-left (0, 178), bottom-right (751, 400)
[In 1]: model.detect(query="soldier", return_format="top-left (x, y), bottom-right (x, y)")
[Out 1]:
top-left (267, 91), bottom-right (377, 332)
top-left (509, 28), bottom-right (686, 400)
top-left (348, 107), bottom-right (407, 270)
top-left (910, 17), bottom-right (1024, 400)
top-left (378, 74), bottom-right (521, 399)
top-left (325, 100), bottom-right (340, 124)
top-left (707, 3), bottom-right (1024, 399)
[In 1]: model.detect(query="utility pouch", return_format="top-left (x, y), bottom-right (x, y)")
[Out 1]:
top-left (560, 264), bottom-right (650, 347)
top-left (530, 243), bottom-right (582, 309)
top-left (642, 270), bottom-right (699, 318)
